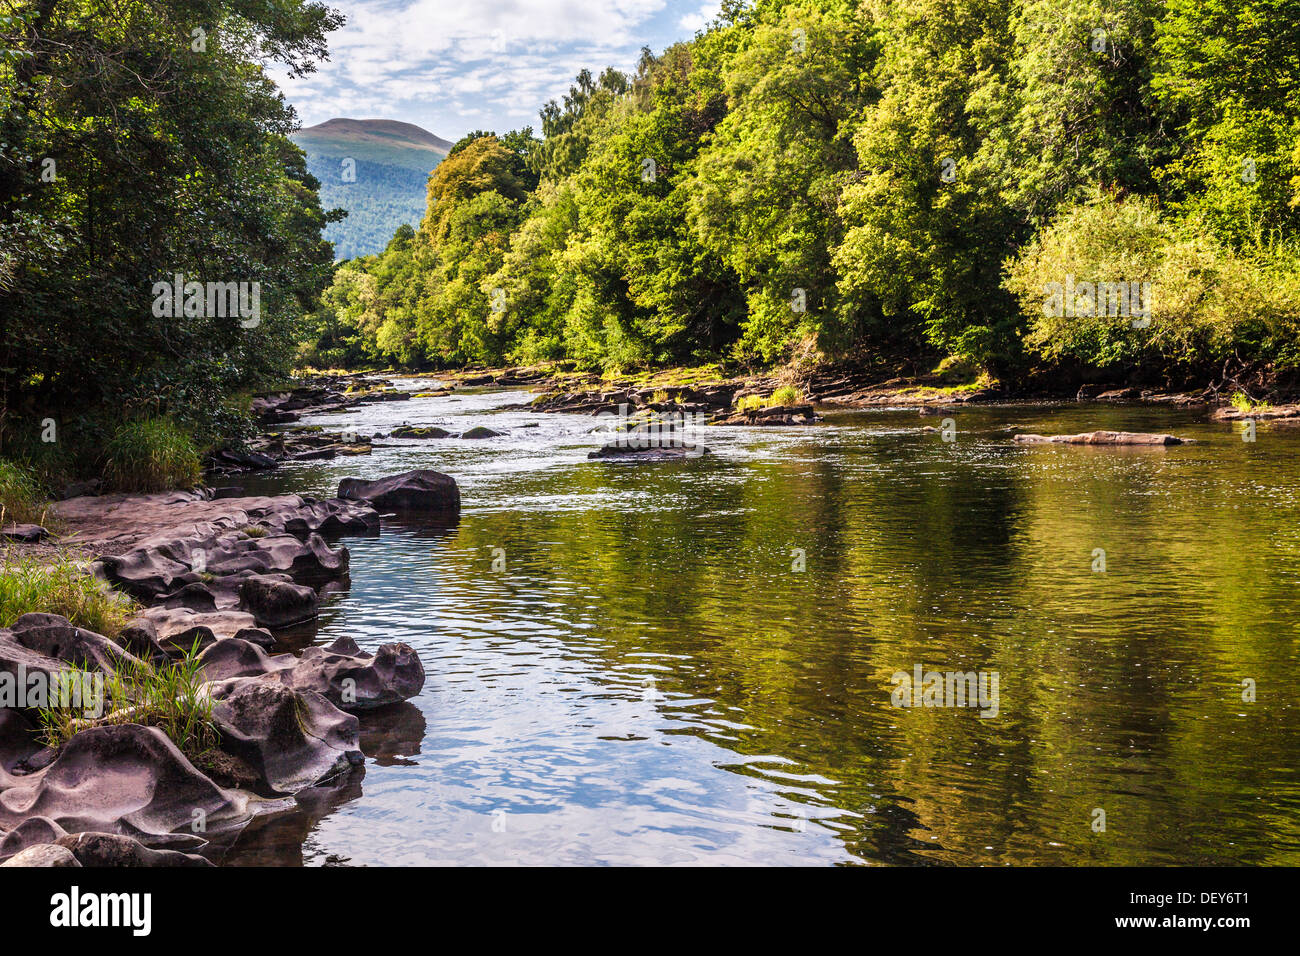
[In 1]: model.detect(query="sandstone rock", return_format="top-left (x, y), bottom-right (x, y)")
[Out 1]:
top-left (239, 575), bottom-right (318, 629)
top-left (210, 680), bottom-right (360, 796)
top-left (6, 614), bottom-right (142, 675)
top-left (0, 724), bottom-right (254, 842)
top-left (0, 844), bottom-right (81, 867)
top-left (1013, 430), bottom-right (1188, 445)
top-left (337, 469), bottom-right (460, 515)
top-left (55, 832), bottom-right (212, 867)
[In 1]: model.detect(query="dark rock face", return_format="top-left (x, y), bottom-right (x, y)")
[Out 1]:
top-left (238, 575), bottom-right (318, 629)
top-left (210, 681), bottom-right (360, 796)
top-left (1014, 430), bottom-right (1189, 446)
top-left (337, 469), bottom-right (461, 516)
top-left (1, 523), bottom-right (49, 543)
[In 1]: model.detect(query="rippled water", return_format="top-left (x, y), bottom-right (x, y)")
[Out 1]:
top-left (219, 379), bottom-right (1300, 865)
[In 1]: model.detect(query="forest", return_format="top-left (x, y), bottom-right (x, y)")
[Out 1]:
top-left (303, 0), bottom-right (1300, 396)
top-left (2, 0), bottom-right (1299, 487)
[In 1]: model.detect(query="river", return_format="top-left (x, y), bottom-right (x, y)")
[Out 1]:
top-left (218, 379), bottom-right (1300, 865)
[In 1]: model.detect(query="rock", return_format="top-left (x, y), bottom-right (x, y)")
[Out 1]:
top-left (1, 523), bottom-right (49, 543)
top-left (0, 844), bottom-right (81, 867)
top-left (337, 469), bottom-right (460, 516)
top-left (5, 613), bottom-right (143, 675)
top-left (589, 443), bottom-right (708, 460)
top-left (209, 680), bottom-right (360, 796)
top-left (114, 619), bottom-right (172, 665)
top-left (460, 426), bottom-right (503, 439)
top-left (239, 575), bottom-right (318, 629)
top-left (161, 581), bottom-right (219, 613)
top-left (0, 724), bottom-right (255, 842)
top-left (201, 635), bottom-right (425, 711)
top-left (1095, 387), bottom-right (1142, 402)
top-left (1013, 430), bottom-right (1189, 445)
top-left (55, 832), bottom-right (212, 867)
top-left (390, 425), bottom-right (454, 439)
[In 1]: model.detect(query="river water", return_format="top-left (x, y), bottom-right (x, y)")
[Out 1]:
top-left (220, 379), bottom-right (1300, 865)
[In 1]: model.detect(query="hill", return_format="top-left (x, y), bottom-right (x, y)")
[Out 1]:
top-left (292, 118), bottom-right (451, 260)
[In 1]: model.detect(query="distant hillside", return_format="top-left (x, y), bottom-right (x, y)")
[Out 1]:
top-left (292, 119), bottom-right (451, 260)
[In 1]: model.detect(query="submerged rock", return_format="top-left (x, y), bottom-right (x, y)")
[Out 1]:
top-left (337, 469), bottom-right (461, 515)
top-left (1013, 430), bottom-right (1189, 446)
top-left (588, 442), bottom-right (709, 461)
top-left (460, 426), bottom-right (503, 439)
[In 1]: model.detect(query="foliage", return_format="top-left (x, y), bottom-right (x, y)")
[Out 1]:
top-left (102, 419), bottom-right (202, 492)
top-left (0, 551), bottom-right (136, 636)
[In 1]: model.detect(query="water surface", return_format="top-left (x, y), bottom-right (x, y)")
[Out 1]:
top-left (222, 381), bottom-right (1300, 865)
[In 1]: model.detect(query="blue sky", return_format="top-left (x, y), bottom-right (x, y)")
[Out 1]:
top-left (271, 0), bottom-right (725, 140)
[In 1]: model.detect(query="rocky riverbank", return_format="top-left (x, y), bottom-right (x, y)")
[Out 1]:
top-left (0, 470), bottom-right (459, 866)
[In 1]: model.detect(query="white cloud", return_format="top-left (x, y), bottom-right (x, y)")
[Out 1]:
top-left (269, 0), bottom-right (696, 136)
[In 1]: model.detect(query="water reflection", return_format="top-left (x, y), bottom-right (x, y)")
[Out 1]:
top-left (221, 385), bottom-right (1300, 865)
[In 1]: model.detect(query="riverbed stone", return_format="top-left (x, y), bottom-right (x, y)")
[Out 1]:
top-left (1013, 430), bottom-right (1189, 445)
top-left (0, 843), bottom-right (81, 867)
top-left (239, 574), bottom-right (318, 629)
top-left (337, 469), bottom-right (461, 515)
top-left (210, 680), bottom-right (360, 796)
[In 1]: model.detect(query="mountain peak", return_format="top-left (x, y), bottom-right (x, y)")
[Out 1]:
top-left (299, 118), bottom-right (454, 154)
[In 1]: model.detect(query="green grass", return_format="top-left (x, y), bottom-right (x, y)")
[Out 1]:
top-left (0, 458), bottom-right (44, 524)
top-left (102, 418), bottom-right (201, 492)
top-left (735, 394), bottom-right (764, 412)
top-left (0, 551), bottom-right (136, 636)
top-left (37, 640), bottom-right (217, 759)
top-left (1230, 391), bottom-right (1270, 413)
top-left (770, 385), bottom-right (803, 406)
top-left (240, 525), bottom-right (269, 538)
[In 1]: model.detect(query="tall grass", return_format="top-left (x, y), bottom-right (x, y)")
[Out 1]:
top-left (37, 641), bottom-right (217, 759)
top-left (0, 551), bottom-right (136, 636)
top-left (0, 458), bottom-right (43, 524)
top-left (102, 418), bottom-right (201, 492)
top-left (770, 385), bottom-right (803, 406)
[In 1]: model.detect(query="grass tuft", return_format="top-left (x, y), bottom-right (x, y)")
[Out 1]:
top-left (37, 640), bottom-right (217, 759)
top-left (0, 458), bottom-right (44, 524)
top-left (0, 551), bottom-right (136, 636)
top-left (102, 418), bottom-right (201, 492)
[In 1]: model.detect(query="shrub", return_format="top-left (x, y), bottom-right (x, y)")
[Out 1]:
top-left (0, 552), bottom-right (136, 636)
top-left (735, 393), bottom-right (764, 412)
top-left (102, 418), bottom-right (201, 492)
top-left (0, 459), bottom-right (43, 524)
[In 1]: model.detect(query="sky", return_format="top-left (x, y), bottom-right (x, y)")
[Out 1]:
top-left (271, 0), bottom-right (726, 141)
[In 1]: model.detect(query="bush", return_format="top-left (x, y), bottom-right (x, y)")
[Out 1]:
top-left (0, 552), bottom-right (136, 636)
top-left (102, 419), bottom-right (201, 492)
top-left (0, 459), bottom-right (43, 524)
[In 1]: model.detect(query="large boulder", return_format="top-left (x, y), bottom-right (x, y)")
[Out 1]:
top-left (337, 469), bottom-right (460, 516)
top-left (0, 724), bottom-right (254, 842)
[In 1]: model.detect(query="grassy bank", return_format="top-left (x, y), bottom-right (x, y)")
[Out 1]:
top-left (0, 551), bottom-right (136, 636)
